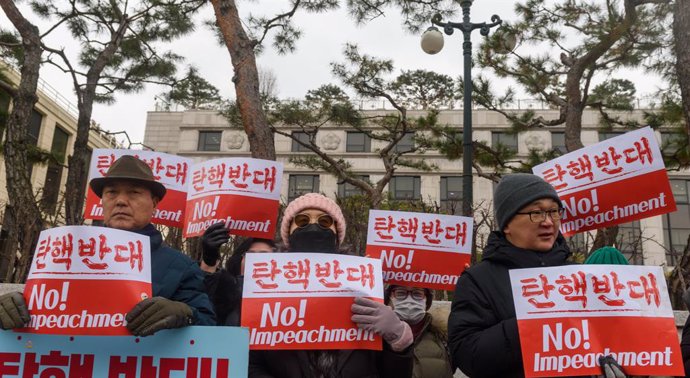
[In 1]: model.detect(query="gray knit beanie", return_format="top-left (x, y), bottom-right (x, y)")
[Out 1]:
top-left (494, 173), bottom-right (562, 230)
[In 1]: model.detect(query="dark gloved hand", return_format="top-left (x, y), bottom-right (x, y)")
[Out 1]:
top-left (0, 292), bottom-right (30, 330)
top-left (126, 297), bottom-right (193, 336)
top-left (201, 222), bottom-right (229, 266)
top-left (599, 355), bottom-right (627, 378)
top-left (351, 297), bottom-right (406, 344)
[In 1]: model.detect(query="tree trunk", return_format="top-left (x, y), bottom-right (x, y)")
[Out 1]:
top-left (63, 104), bottom-right (93, 225)
top-left (588, 225), bottom-right (619, 254)
top-left (0, 0), bottom-right (45, 282)
top-left (63, 19), bottom-right (128, 226)
top-left (210, 0), bottom-right (276, 161)
top-left (674, 0), bottom-right (690, 142)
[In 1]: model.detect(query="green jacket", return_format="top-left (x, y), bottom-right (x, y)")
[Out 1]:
top-left (412, 314), bottom-right (454, 378)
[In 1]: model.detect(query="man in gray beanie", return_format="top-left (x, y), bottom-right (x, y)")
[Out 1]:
top-left (447, 173), bottom-right (626, 378)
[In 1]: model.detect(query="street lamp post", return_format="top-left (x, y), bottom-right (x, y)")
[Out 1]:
top-left (421, 1), bottom-right (504, 217)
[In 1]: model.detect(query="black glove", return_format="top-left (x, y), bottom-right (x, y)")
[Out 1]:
top-left (201, 222), bottom-right (229, 266)
top-left (0, 292), bottom-right (30, 330)
top-left (599, 355), bottom-right (627, 378)
top-left (126, 297), bottom-right (193, 336)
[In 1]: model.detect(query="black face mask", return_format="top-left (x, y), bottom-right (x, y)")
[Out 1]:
top-left (288, 224), bottom-right (338, 253)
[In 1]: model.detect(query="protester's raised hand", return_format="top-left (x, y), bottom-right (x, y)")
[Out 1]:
top-left (351, 297), bottom-right (412, 349)
top-left (598, 355), bottom-right (627, 378)
top-left (201, 222), bottom-right (229, 266)
top-left (0, 292), bottom-right (30, 330)
top-left (126, 297), bottom-right (193, 336)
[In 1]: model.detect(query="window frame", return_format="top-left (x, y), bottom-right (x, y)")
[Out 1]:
top-left (492, 132), bottom-right (518, 153)
top-left (389, 176), bottom-right (421, 200)
top-left (346, 132), bottom-right (371, 153)
top-left (197, 130), bottom-right (222, 151)
top-left (288, 174), bottom-right (320, 202)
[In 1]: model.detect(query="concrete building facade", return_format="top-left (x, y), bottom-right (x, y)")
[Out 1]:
top-left (0, 63), bottom-right (120, 224)
top-left (144, 107), bottom-right (689, 268)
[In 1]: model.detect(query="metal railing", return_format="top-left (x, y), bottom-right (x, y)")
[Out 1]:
top-left (154, 96), bottom-right (659, 113)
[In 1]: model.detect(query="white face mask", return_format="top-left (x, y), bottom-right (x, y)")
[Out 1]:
top-left (392, 296), bottom-right (426, 324)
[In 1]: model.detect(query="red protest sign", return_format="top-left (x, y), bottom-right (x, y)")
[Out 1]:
top-left (242, 253), bottom-right (384, 350)
top-left (510, 265), bottom-right (683, 377)
top-left (22, 226), bottom-right (152, 336)
top-left (183, 158), bottom-right (283, 238)
top-left (84, 149), bottom-right (191, 228)
top-left (533, 127), bottom-right (676, 236)
top-left (365, 210), bottom-right (472, 290)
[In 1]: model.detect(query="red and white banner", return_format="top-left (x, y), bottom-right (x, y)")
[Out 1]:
top-left (365, 210), bottom-right (472, 291)
top-left (510, 265), bottom-right (683, 377)
top-left (84, 149), bottom-right (191, 228)
top-left (242, 253), bottom-right (384, 351)
top-left (22, 226), bottom-right (152, 336)
top-left (183, 158), bottom-right (283, 238)
top-left (533, 127), bottom-right (676, 236)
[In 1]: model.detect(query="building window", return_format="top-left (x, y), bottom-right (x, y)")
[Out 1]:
top-left (551, 132), bottom-right (567, 155)
top-left (291, 132), bottom-right (312, 152)
top-left (598, 132), bottom-right (624, 142)
top-left (616, 221), bottom-right (644, 265)
top-left (198, 131), bottom-right (221, 151)
top-left (492, 132), bottom-right (518, 153)
top-left (440, 176), bottom-right (463, 214)
top-left (389, 176), bottom-right (421, 200)
top-left (288, 175), bottom-right (320, 202)
top-left (664, 179), bottom-right (690, 265)
top-left (338, 176), bottom-right (369, 198)
top-left (393, 132), bottom-right (415, 153)
top-left (661, 132), bottom-right (685, 155)
top-left (346, 132), bottom-right (371, 152)
top-left (41, 126), bottom-right (70, 214)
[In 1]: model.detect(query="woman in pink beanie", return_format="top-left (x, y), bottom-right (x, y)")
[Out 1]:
top-left (279, 192), bottom-right (347, 253)
top-left (249, 193), bottom-right (415, 378)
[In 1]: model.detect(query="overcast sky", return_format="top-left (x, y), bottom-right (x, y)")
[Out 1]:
top-left (1, 2), bottom-right (665, 147)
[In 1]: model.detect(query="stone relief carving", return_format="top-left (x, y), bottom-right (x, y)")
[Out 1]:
top-left (321, 132), bottom-right (341, 151)
top-left (524, 134), bottom-right (545, 150)
top-left (226, 132), bottom-right (245, 150)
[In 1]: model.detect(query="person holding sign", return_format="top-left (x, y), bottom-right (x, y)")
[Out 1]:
top-left (200, 228), bottom-right (277, 326)
top-left (249, 193), bottom-right (414, 378)
top-left (385, 285), bottom-right (453, 378)
top-left (448, 173), bottom-right (625, 378)
top-left (0, 155), bottom-right (215, 334)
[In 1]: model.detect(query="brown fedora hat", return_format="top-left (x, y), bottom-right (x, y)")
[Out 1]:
top-left (89, 155), bottom-right (167, 200)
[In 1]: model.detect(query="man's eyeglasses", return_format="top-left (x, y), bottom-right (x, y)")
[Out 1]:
top-left (391, 288), bottom-right (426, 301)
top-left (515, 208), bottom-right (565, 223)
top-left (293, 213), bottom-right (335, 229)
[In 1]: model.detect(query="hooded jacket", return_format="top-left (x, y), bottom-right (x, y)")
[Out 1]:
top-left (447, 231), bottom-right (571, 378)
top-left (135, 224), bottom-right (216, 325)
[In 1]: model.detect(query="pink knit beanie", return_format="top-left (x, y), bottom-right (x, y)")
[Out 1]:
top-left (280, 193), bottom-right (346, 248)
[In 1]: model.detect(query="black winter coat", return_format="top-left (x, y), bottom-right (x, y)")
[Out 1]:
top-left (249, 345), bottom-right (413, 378)
top-left (447, 231), bottom-right (571, 378)
top-left (203, 269), bottom-right (242, 326)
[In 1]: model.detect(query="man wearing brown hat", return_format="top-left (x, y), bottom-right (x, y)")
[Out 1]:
top-left (0, 155), bottom-right (215, 334)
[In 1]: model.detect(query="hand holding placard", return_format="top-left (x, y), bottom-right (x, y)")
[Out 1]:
top-left (0, 292), bottom-right (30, 329)
top-left (351, 297), bottom-right (412, 351)
top-left (201, 221), bottom-right (229, 265)
top-left (126, 297), bottom-right (193, 336)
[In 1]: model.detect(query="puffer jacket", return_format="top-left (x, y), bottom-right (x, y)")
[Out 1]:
top-left (411, 314), bottom-right (453, 378)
